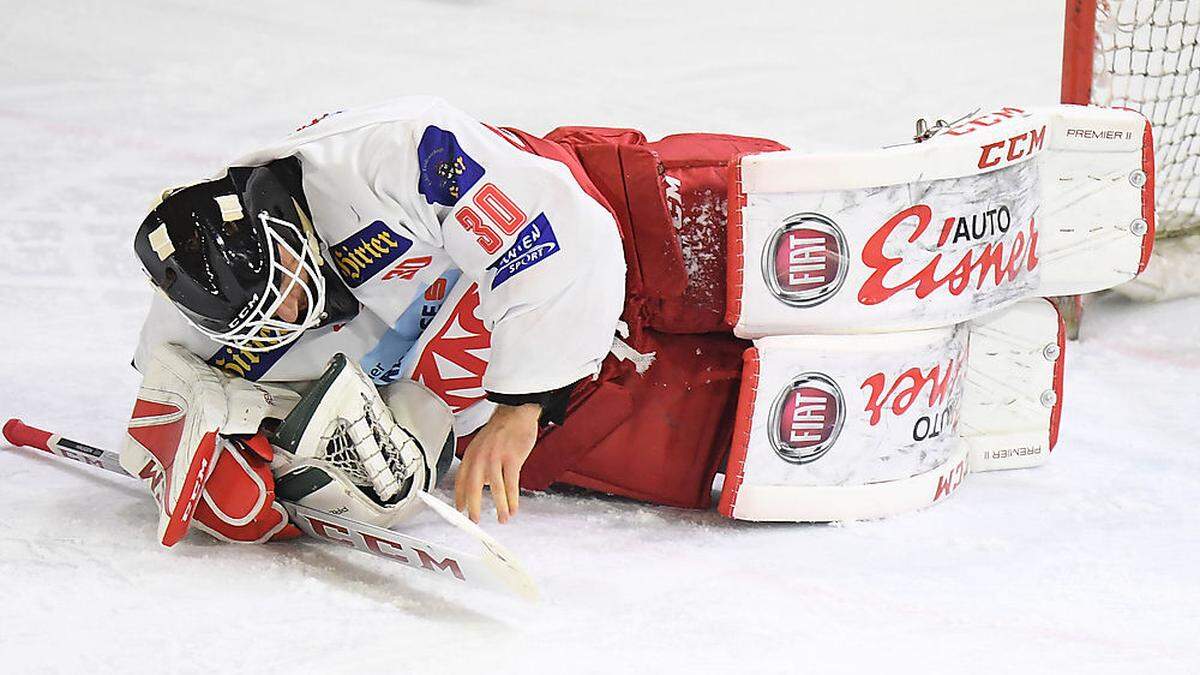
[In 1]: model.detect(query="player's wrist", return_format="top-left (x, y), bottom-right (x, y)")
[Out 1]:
top-left (489, 402), bottom-right (542, 427)
top-left (485, 381), bottom-right (576, 426)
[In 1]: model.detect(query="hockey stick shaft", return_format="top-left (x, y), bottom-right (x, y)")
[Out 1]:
top-left (3, 418), bottom-right (128, 476)
top-left (2, 417), bottom-right (537, 600)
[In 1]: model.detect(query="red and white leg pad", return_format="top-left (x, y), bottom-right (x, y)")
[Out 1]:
top-left (718, 324), bottom-right (970, 522)
top-left (727, 105), bottom-right (1154, 338)
top-left (718, 299), bottom-right (1066, 521)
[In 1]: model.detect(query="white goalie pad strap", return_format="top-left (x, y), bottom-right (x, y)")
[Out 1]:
top-left (727, 104), bottom-right (1154, 338)
top-left (962, 298), bottom-right (1065, 472)
top-left (718, 325), bottom-right (968, 521)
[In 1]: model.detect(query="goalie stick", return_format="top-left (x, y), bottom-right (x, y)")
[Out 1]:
top-left (1, 418), bottom-right (539, 601)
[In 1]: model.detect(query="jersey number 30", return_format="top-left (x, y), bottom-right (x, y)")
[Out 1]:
top-left (455, 183), bottom-right (526, 255)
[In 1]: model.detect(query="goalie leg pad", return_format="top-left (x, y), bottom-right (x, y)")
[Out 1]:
top-left (719, 325), bottom-right (970, 522)
top-left (728, 105), bottom-right (1154, 338)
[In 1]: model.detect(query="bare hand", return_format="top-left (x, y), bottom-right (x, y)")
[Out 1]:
top-left (454, 403), bottom-right (541, 523)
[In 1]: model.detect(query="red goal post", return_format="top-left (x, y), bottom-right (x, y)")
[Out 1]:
top-left (1062, 0), bottom-right (1200, 240)
top-left (1058, 0), bottom-right (1200, 323)
top-left (1062, 0), bottom-right (1099, 107)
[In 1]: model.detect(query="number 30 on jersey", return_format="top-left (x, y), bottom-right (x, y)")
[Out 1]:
top-left (455, 183), bottom-right (526, 255)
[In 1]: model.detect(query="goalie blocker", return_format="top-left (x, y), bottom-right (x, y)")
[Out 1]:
top-left (122, 344), bottom-right (453, 545)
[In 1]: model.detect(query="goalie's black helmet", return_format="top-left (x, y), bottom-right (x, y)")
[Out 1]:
top-left (134, 157), bottom-right (356, 351)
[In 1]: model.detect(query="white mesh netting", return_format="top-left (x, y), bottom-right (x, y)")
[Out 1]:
top-left (320, 416), bottom-right (417, 494)
top-left (1091, 0), bottom-right (1200, 238)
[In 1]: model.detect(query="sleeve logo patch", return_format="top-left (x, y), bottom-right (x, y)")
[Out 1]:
top-left (328, 220), bottom-right (414, 288)
top-left (207, 339), bottom-right (296, 381)
top-left (417, 126), bottom-right (485, 206)
top-left (488, 214), bottom-right (560, 289)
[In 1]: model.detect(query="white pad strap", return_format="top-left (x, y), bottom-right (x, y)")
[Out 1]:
top-left (610, 321), bottom-right (656, 374)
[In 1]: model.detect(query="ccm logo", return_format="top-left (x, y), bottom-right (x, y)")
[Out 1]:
top-left (762, 213), bottom-right (848, 308)
top-left (932, 458), bottom-right (967, 502)
top-left (767, 372), bottom-right (845, 464)
top-left (978, 125), bottom-right (1046, 169)
top-left (299, 514), bottom-right (466, 581)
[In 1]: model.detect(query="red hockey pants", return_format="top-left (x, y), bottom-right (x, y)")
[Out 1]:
top-left (505, 125), bottom-right (788, 509)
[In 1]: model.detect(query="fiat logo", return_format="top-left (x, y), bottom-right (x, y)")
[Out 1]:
top-left (767, 372), bottom-right (845, 464)
top-left (762, 213), bottom-right (848, 307)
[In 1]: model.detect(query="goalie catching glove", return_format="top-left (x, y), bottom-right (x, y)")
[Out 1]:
top-left (270, 353), bottom-right (455, 529)
top-left (121, 344), bottom-right (454, 546)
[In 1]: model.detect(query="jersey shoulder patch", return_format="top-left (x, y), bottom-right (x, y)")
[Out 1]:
top-left (417, 125), bottom-right (485, 206)
top-left (488, 214), bottom-right (560, 289)
top-left (328, 220), bottom-right (415, 288)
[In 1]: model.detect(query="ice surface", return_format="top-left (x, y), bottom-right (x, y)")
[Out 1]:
top-left (1, 1), bottom-right (1197, 673)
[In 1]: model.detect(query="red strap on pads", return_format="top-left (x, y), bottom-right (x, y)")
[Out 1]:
top-left (192, 435), bottom-right (299, 543)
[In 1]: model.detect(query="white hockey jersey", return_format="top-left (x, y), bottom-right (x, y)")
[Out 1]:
top-left (134, 96), bottom-right (626, 424)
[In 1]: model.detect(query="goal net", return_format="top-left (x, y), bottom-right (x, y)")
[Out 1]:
top-left (1063, 0), bottom-right (1200, 300)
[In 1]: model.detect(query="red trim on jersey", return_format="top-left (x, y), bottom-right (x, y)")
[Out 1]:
top-left (483, 123), bottom-right (530, 152)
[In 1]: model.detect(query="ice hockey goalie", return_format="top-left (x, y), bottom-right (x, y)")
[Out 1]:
top-left (128, 98), bottom-right (1153, 532)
